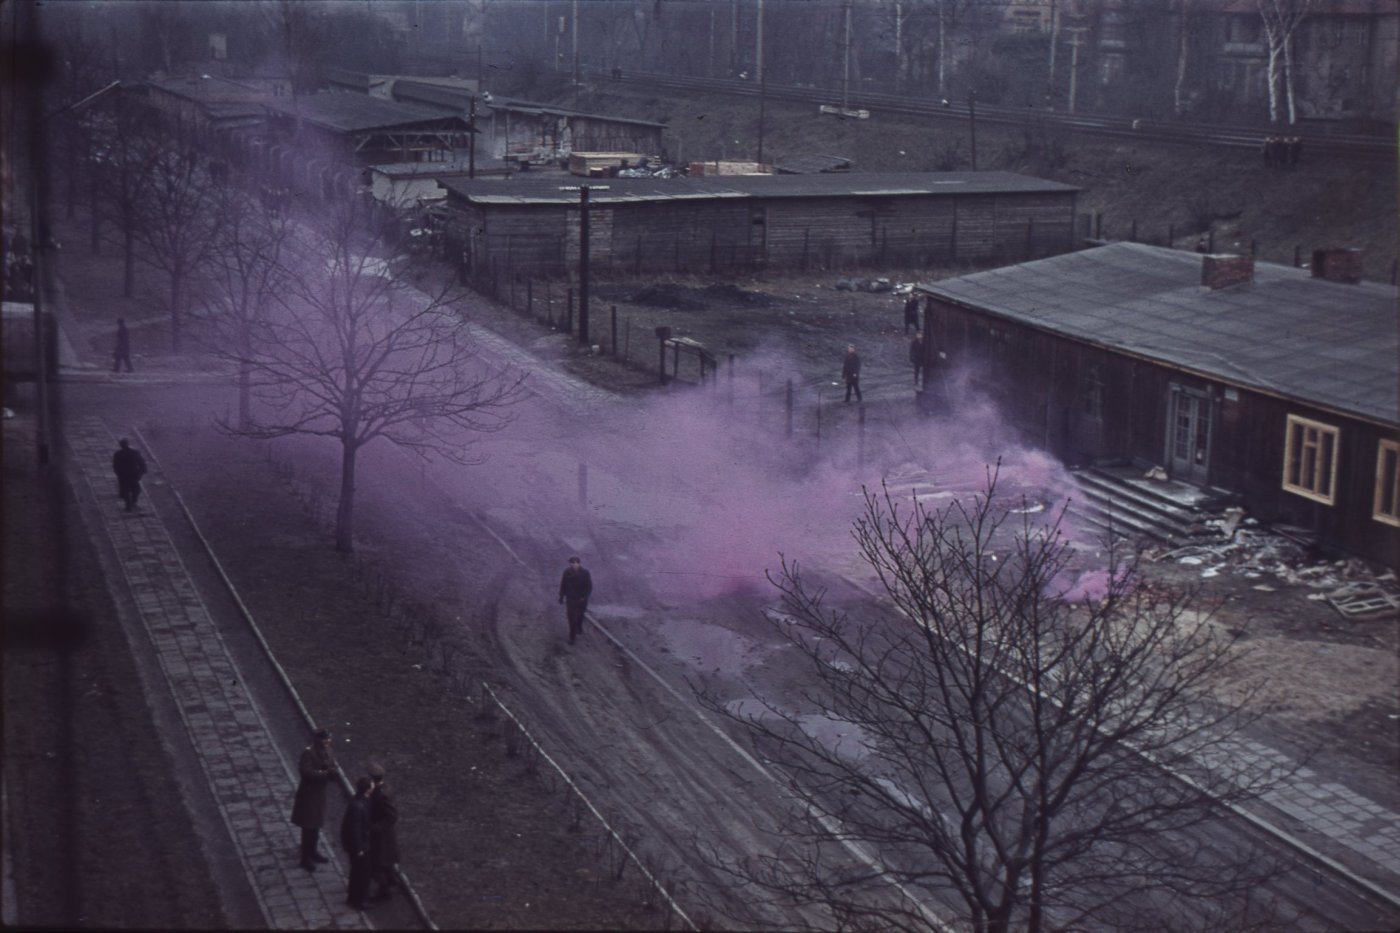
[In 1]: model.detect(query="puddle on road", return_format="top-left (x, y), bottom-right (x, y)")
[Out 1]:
top-left (653, 617), bottom-right (772, 673)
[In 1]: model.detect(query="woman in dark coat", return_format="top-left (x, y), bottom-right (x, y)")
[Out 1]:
top-left (290, 728), bottom-right (337, 870)
top-left (368, 764), bottom-right (400, 900)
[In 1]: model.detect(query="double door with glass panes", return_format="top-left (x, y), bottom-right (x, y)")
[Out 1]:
top-left (1167, 385), bottom-right (1212, 485)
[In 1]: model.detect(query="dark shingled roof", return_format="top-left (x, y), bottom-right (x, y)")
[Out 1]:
top-left (262, 92), bottom-right (466, 133)
top-left (918, 242), bottom-right (1398, 426)
top-left (440, 171), bottom-right (1077, 205)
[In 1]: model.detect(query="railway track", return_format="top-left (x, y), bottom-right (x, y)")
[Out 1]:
top-left (595, 67), bottom-right (1395, 163)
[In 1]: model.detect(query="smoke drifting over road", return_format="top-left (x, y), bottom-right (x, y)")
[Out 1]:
top-left (481, 345), bottom-right (1092, 602)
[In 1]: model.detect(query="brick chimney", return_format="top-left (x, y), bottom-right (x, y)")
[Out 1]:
top-left (1201, 254), bottom-right (1255, 289)
top-left (1311, 248), bottom-right (1363, 284)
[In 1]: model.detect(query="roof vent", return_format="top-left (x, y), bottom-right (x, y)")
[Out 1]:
top-left (1311, 247), bottom-right (1363, 284)
top-left (1201, 253), bottom-right (1254, 289)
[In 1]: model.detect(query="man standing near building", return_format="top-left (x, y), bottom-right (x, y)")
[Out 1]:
top-left (903, 294), bottom-right (920, 334)
top-left (910, 333), bottom-right (925, 388)
top-left (558, 556), bottom-right (593, 645)
top-left (842, 344), bottom-right (862, 403)
top-left (367, 763), bottom-right (400, 901)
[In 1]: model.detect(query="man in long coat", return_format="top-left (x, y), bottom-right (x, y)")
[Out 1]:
top-left (341, 776), bottom-right (373, 911)
top-left (842, 344), bottom-right (863, 403)
top-left (368, 763), bottom-right (400, 901)
top-left (290, 728), bottom-right (337, 871)
top-left (558, 556), bottom-right (593, 645)
top-left (111, 438), bottom-right (147, 512)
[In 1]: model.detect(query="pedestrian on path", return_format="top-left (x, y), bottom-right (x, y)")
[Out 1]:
top-left (367, 762), bottom-right (400, 901)
top-left (111, 438), bottom-right (147, 512)
top-left (558, 556), bottom-right (593, 645)
top-left (910, 333), bottom-right (925, 387)
top-left (113, 318), bottom-right (133, 373)
top-left (902, 294), bottom-right (919, 334)
top-left (290, 727), bottom-right (337, 871)
top-left (842, 344), bottom-right (862, 403)
top-left (341, 776), bottom-right (373, 911)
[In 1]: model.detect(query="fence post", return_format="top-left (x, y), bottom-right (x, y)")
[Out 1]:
top-left (1095, 213), bottom-right (1102, 239)
top-left (1294, 244), bottom-right (1302, 267)
top-left (858, 404), bottom-right (866, 467)
top-left (1249, 238), bottom-right (1257, 257)
top-left (1129, 218), bottom-right (1137, 242)
top-left (785, 379), bottom-right (794, 437)
top-left (611, 305), bottom-right (618, 358)
top-left (566, 287), bottom-right (574, 334)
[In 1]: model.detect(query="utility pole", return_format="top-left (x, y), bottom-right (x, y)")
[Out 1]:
top-left (756, 0), bottom-right (766, 163)
top-left (468, 95), bottom-right (477, 178)
top-left (842, 0), bottom-right (852, 110)
top-left (571, 0), bottom-right (580, 86)
top-left (562, 184), bottom-right (608, 345)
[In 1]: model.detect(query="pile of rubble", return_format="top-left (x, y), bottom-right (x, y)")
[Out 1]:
top-left (1145, 513), bottom-right (1399, 621)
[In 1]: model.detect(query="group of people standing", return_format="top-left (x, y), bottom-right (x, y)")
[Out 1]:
top-left (289, 727), bottom-right (400, 912)
top-left (840, 293), bottom-right (928, 405)
top-left (1262, 135), bottom-right (1303, 168)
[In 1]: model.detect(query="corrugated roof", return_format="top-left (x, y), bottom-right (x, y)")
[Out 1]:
top-left (262, 92), bottom-right (466, 133)
top-left (918, 242), bottom-right (1398, 426)
top-left (440, 171), bottom-right (1077, 205)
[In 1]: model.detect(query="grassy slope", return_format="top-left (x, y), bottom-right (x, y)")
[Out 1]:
top-left (541, 81), bottom-right (1396, 281)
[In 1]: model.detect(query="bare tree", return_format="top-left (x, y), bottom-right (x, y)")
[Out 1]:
top-left (1258, 0), bottom-right (1313, 125)
top-left (702, 472), bottom-right (1283, 932)
top-left (92, 92), bottom-right (160, 295)
top-left (200, 179), bottom-right (295, 430)
top-left (132, 144), bottom-right (222, 351)
top-left (216, 200), bottom-right (528, 553)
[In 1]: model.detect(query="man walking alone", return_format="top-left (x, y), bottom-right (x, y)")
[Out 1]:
top-left (111, 438), bottom-right (147, 512)
top-left (558, 556), bottom-right (593, 645)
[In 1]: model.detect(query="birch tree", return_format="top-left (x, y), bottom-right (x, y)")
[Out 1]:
top-left (1258, 0), bottom-right (1313, 124)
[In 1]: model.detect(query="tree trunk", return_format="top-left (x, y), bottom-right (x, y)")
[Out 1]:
top-left (1265, 43), bottom-right (1281, 123)
top-left (170, 271), bottom-right (183, 352)
top-left (1173, 6), bottom-right (1189, 117)
top-left (335, 439), bottom-right (357, 553)
top-left (237, 361), bottom-right (251, 430)
top-left (122, 221), bottom-right (135, 297)
top-left (1282, 32), bottom-right (1297, 124)
top-left (937, 1), bottom-right (947, 97)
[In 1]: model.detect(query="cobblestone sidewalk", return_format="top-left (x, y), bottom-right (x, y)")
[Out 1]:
top-left (69, 416), bottom-right (372, 931)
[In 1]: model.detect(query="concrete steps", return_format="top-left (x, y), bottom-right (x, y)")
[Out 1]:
top-left (1068, 464), bottom-right (1239, 548)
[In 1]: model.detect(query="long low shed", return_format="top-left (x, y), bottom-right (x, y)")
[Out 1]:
top-left (439, 171), bottom-right (1079, 277)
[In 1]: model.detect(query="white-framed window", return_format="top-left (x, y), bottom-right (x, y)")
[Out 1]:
top-left (1374, 438), bottom-right (1400, 526)
top-left (1282, 414), bottom-right (1339, 505)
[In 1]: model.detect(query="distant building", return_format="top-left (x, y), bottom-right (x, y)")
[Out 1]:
top-left (440, 170), bottom-right (1078, 279)
top-left (914, 242), bottom-right (1398, 566)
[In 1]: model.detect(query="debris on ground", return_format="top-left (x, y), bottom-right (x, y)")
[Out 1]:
top-left (1146, 519), bottom-right (1399, 620)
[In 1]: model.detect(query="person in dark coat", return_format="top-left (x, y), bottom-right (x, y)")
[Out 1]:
top-left (367, 763), bottom-right (400, 901)
top-left (113, 318), bottom-right (133, 373)
top-left (902, 294), bottom-right (919, 334)
top-left (558, 556), bottom-right (593, 645)
top-left (341, 776), bottom-right (373, 911)
top-left (290, 728), bottom-right (337, 871)
top-left (111, 438), bottom-right (148, 512)
top-left (842, 344), bottom-right (862, 403)
top-left (910, 333), bottom-right (925, 387)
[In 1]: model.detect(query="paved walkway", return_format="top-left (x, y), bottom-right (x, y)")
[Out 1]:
top-left (69, 415), bottom-right (371, 930)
